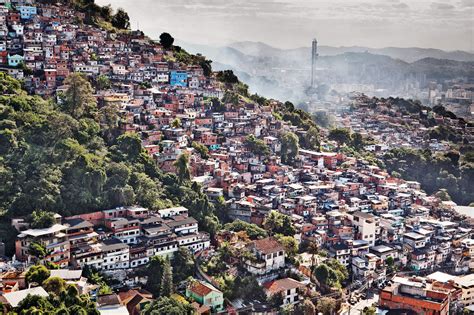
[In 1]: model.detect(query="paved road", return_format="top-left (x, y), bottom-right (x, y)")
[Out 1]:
top-left (346, 293), bottom-right (379, 315)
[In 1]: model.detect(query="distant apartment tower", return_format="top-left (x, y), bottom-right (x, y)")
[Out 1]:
top-left (311, 38), bottom-right (318, 87)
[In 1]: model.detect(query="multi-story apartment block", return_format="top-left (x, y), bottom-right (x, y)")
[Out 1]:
top-left (16, 224), bottom-right (70, 267)
top-left (352, 211), bottom-right (379, 246)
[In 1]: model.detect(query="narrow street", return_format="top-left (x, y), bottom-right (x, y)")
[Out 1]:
top-left (346, 293), bottom-right (379, 315)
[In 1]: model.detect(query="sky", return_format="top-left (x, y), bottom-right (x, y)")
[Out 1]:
top-left (96, 0), bottom-right (474, 51)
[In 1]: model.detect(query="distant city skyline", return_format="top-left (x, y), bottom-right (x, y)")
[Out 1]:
top-left (97, 0), bottom-right (473, 52)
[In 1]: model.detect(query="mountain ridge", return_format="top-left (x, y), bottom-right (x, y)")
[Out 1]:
top-left (180, 40), bottom-right (474, 102)
top-left (181, 40), bottom-right (474, 63)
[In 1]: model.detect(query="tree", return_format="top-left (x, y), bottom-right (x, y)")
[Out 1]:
top-left (13, 294), bottom-right (54, 314)
top-left (435, 189), bottom-right (452, 201)
top-left (130, 172), bottom-right (167, 210)
top-left (351, 132), bottom-right (364, 149)
top-left (99, 284), bottom-right (113, 295)
top-left (223, 220), bottom-right (267, 239)
top-left (313, 263), bottom-right (331, 285)
top-left (159, 32), bottom-right (174, 49)
top-left (222, 91), bottom-right (239, 106)
top-left (199, 58), bottom-right (212, 77)
top-left (160, 259), bottom-right (173, 297)
top-left (192, 141), bottom-right (209, 159)
top-left (274, 234), bottom-right (298, 259)
top-left (312, 111), bottom-right (334, 128)
top-left (385, 256), bottom-right (394, 267)
top-left (174, 153), bottom-right (191, 183)
top-left (362, 306), bottom-right (377, 315)
top-left (0, 129), bottom-right (17, 154)
top-left (301, 127), bottom-right (320, 151)
top-left (313, 259), bottom-right (348, 289)
top-left (280, 132), bottom-right (299, 165)
top-left (268, 292), bottom-right (284, 308)
top-left (216, 70), bottom-right (239, 84)
top-left (328, 128), bottom-right (351, 148)
top-left (385, 256), bottom-right (395, 273)
top-left (263, 211), bottom-right (296, 236)
top-left (25, 265), bottom-right (51, 285)
top-left (99, 102), bottom-right (120, 143)
top-left (61, 73), bottom-right (97, 119)
top-left (306, 241), bottom-right (320, 268)
top-left (43, 276), bottom-right (66, 295)
top-left (214, 195), bottom-right (229, 223)
top-left (82, 266), bottom-right (112, 296)
top-left (111, 8), bottom-right (130, 29)
top-left (28, 242), bottom-right (48, 260)
top-left (114, 132), bottom-right (144, 162)
top-left (245, 135), bottom-right (270, 156)
top-left (99, 4), bottom-right (113, 20)
top-left (317, 297), bottom-right (337, 315)
top-left (210, 97), bottom-right (226, 112)
top-left (14, 283), bottom-right (99, 314)
top-left (231, 276), bottom-right (266, 302)
top-left (96, 75), bottom-right (111, 90)
top-left (142, 296), bottom-right (194, 315)
top-left (145, 256), bottom-right (166, 297)
top-left (171, 118), bottom-right (181, 128)
top-left (296, 298), bottom-right (316, 315)
top-left (281, 304), bottom-right (294, 315)
top-left (29, 210), bottom-right (56, 229)
top-left (172, 248), bottom-right (194, 283)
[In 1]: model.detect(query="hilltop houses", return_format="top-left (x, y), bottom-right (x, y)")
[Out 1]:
top-left (1, 1), bottom-right (473, 314)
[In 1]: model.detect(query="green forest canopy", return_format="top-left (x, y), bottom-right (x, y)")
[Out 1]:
top-left (0, 72), bottom-right (220, 234)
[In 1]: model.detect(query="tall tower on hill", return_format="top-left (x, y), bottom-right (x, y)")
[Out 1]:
top-left (311, 38), bottom-right (318, 88)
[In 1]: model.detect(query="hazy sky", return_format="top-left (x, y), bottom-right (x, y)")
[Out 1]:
top-left (97, 0), bottom-right (474, 51)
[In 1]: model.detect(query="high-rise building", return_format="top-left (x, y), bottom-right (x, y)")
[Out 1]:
top-left (311, 38), bottom-right (318, 87)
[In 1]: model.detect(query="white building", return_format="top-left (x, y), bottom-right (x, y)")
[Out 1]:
top-left (245, 237), bottom-right (285, 275)
top-left (351, 211), bottom-right (379, 246)
top-left (264, 278), bottom-right (305, 306)
top-left (100, 239), bottom-right (130, 270)
top-left (455, 274), bottom-right (474, 308)
top-left (403, 232), bottom-right (427, 249)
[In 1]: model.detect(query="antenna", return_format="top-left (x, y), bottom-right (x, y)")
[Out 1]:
top-left (311, 38), bottom-right (318, 88)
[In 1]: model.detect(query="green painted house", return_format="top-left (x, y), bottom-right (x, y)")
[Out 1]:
top-left (186, 280), bottom-right (224, 312)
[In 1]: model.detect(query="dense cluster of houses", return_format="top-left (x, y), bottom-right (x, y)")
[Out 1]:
top-left (338, 94), bottom-right (474, 153)
top-left (14, 206), bottom-right (210, 273)
top-left (0, 0), bottom-right (220, 99)
top-left (0, 0), bottom-right (473, 314)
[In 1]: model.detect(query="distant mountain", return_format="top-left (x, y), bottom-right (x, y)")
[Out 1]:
top-left (228, 41), bottom-right (285, 57)
top-left (227, 41), bottom-right (474, 63)
top-left (179, 40), bottom-right (474, 102)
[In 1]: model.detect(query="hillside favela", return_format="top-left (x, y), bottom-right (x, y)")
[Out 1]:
top-left (0, 0), bottom-right (472, 314)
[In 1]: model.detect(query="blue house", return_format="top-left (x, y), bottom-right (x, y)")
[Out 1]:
top-left (18, 6), bottom-right (37, 20)
top-left (8, 54), bottom-right (23, 67)
top-left (208, 144), bottom-right (221, 151)
top-left (170, 71), bottom-right (188, 87)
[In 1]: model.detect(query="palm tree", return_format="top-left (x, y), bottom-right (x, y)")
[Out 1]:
top-left (307, 241), bottom-right (319, 268)
top-left (174, 153), bottom-right (191, 183)
top-left (171, 118), bottom-right (181, 128)
top-left (263, 210), bottom-right (279, 235)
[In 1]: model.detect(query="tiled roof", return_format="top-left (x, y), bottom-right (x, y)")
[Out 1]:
top-left (251, 237), bottom-right (284, 254)
top-left (188, 280), bottom-right (217, 297)
top-left (97, 293), bottom-right (122, 307)
top-left (263, 278), bottom-right (304, 294)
